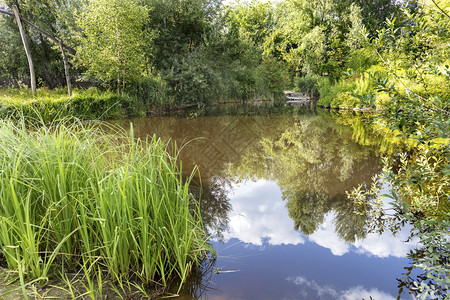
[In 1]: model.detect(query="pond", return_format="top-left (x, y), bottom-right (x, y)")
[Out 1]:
top-left (111, 103), bottom-right (417, 300)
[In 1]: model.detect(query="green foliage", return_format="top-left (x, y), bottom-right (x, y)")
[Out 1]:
top-left (352, 0), bottom-right (403, 35)
top-left (346, 48), bottom-right (379, 74)
top-left (294, 75), bottom-right (320, 97)
top-left (345, 3), bottom-right (450, 298)
top-left (143, 0), bottom-right (218, 70)
top-left (0, 118), bottom-right (214, 293)
top-left (255, 56), bottom-right (290, 96)
top-left (348, 157), bottom-right (449, 299)
top-left (225, 0), bottom-right (275, 49)
top-left (398, 213), bottom-right (450, 300)
top-left (0, 87), bottom-right (145, 121)
top-left (316, 77), bottom-right (357, 108)
top-left (0, 0), bottom-right (77, 87)
top-left (76, 0), bottom-right (147, 93)
top-left (125, 76), bottom-right (174, 108)
top-left (345, 3), bottom-right (364, 51)
top-left (163, 51), bottom-right (221, 105)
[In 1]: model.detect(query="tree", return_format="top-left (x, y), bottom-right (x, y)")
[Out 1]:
top-left (264, 0), bottom-right (352, 76)
top-left (142, 0), bottom-right (219, 71)
top-left (76, 0), bottom-right (147, 93)
top-left (352, 0), bottom-right (403, 35)
top-left (225, 0), bottom-right (275, 49)
top-left (1, 0), bottom-right (78, 87)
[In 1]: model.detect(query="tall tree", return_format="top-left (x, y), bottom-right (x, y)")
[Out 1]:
top-left (142, 0), bottom-right (219, 70)
top-left (77, 0), bottom-right (147, 93)
top-left (1, 0), bottom-right (77, 87)
top-left (352, 0), bottom-right (403, 35)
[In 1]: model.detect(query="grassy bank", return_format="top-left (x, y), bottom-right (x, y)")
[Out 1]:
top-left (0, 87), bottom-right (145, 121)
top-left (0, 81), bottom-right (286, 122)
top-left (0, 118), bottom-right (214, 297)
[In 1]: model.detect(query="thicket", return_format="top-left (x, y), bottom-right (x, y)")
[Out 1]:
top-left (343, 2), bottom-right (450, 298)
top-left (0, 0), bottom-right (291, 118)
top-left (0, 87), bottom-right (148, 121)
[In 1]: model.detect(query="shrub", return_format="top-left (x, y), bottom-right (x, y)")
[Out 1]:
top-left (316, 78), bottom-right (357, 108)
top-left (255, 56), bottom-right (290, 97)
top-left (125, 76), bottom-right (174, 108)
top-left (294, 75), bottom-right (320, 97)
top-left (0, 87), bottom-right (144, 121)
top-left (346, 48), bottom-right (379, 74)
top-left (163, 52), bottom-right (221, 105)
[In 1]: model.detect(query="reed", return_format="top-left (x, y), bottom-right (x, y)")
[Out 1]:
top-left (0, 118), bottom-right (214, 295)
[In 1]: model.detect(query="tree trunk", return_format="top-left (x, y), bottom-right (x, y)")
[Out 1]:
top-left (13, 5), bottom-right (36, 95)
top-left (59, 40), bottom-right (72, 97)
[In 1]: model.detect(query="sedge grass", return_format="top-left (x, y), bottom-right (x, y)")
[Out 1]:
top-left (0, 117), bottom-right (214, 296)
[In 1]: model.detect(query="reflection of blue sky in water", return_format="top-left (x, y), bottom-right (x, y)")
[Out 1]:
top-left (217, 179), bottom-right (415, 258)
top-left (206, 179), bottom-right (415, 299)
top-left (286, 276), bottom-right (396, 300)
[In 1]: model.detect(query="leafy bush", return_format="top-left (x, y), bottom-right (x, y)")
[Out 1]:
top-left (294, 75), bottom-right (320, 97)
top-left (316, 77), bottom-right (357, 107)
top-left (255, 56), bottom-right (290, 97)
top-left (346, 48), bottom-right (379, 74)
top-left (163, 52), bottom-right (221, 105)
top-left (125, 76), bottom-right (173, 108)
top-left (0, 87), bottom-right (144, 121)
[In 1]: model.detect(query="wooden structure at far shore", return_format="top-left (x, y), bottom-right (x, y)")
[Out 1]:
top-left (285, 91), bottom-right (313, 106)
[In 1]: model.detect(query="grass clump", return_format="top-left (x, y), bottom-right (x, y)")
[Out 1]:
top-left (0, 118), bottom-right (214, 296)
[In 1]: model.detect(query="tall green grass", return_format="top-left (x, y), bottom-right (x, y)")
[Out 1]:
top-left (0, 87), bottom-right (146, 122)
top-left (0, 118), bottom-right (214, 295)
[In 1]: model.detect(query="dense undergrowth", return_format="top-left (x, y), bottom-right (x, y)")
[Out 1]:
top-left (0, 118), bottom-right (214, 298)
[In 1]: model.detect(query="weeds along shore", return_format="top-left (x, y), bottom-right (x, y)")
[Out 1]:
top-left (0, 117), bottom-right (214, 298)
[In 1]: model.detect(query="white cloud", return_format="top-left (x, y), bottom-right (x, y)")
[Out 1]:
top-left (340, 286), bottom-right (396, 300)
top-left (308, 214), bottom-right (350, 256)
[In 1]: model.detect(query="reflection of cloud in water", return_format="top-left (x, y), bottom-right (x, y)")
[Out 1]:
top-left (221, 179), bottom-right (415, 258)
top-left (221, 180), bottom-right (305, 246)
top-left (307, 214), bottom-right (350, 256)
top-left (308, 213), bottom-right (415, 258)
top-left (287, 276), bottom-right (396, 300)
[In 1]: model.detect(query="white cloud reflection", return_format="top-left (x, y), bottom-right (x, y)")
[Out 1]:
top-left (287, 276), bottom-right (396, 300)
top-left (308, 213), bottom-right (415, 258)
top-left (221, 180), bottom-right (305, 246)
top-left (219, 179), bottom-right (415, 258)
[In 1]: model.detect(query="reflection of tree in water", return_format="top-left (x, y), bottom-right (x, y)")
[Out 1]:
top-left (333, 197), bottom-right (369, 242)
top-left (107, 106), bottom-right (407, 298)
top-left (228, 114), bottom-right (382, 243)
top-left (284, 191), bottom-right (331, 235)
top-left (111, 106), bottom-right (390, 243)
top-left (190, 179), bottom-right (232, 240)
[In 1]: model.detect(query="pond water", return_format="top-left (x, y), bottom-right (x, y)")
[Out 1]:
top-left (111, 103), bottom-right (417, 300)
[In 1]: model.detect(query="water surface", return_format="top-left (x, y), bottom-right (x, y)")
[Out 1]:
top-left (113, 104), bottom-right (416, 299)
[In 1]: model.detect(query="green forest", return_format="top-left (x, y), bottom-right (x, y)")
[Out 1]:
top-left (1, 0), bottom-right (447, 111)
top-left (0, 0), bottom-right (449, 298)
